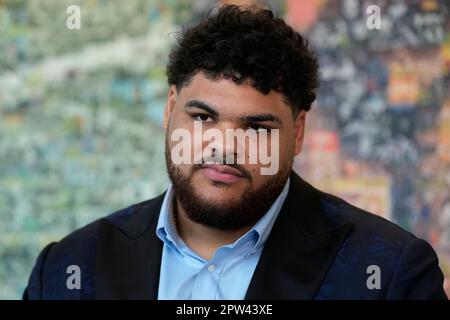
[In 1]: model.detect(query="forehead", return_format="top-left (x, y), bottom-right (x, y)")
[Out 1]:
top-left (177, 72), bottom-right (290, 117)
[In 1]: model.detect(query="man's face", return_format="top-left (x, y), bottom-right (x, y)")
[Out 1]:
top-left (163, 72), bottom-right (306, 230)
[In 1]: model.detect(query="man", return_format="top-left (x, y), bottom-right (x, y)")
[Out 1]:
top-left (24, 5), bottom-right (447, 300)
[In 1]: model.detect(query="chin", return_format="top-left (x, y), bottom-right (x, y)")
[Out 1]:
top-left (194, 184), bottom-right (245, 203)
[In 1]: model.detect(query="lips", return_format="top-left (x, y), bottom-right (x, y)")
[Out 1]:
top-left (199, 164), bottom-right (245, 184)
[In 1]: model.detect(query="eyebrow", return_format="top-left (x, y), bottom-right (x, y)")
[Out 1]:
top-left (240, 114), bottom-right (282, 125)
top-left (185, 99), bottom-right (282, 125)
top-left (185, 100), bottom-right (219, 117)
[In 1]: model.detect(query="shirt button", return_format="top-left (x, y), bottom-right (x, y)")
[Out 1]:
top-left (207, 264), bottom-right (216, 272)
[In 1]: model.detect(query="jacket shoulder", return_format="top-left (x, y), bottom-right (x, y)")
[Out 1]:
top-left (314, 190), bottom-right (447, 299)
top-left (49, 197), bottom-right (160, 257)
top-left (318, 190), bottom-right (416, 244)
top-left (25, 196), bottom-right (163, 299)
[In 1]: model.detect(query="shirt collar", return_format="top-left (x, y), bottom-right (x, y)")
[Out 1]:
top-left (156, 178), bottom-right (290, 253)
top-left (156, 184), bottom-right (184, 248)
top-left (251, 177), bottom-right (290, 249)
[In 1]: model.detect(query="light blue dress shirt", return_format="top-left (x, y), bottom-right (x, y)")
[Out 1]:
top-left (156, 178), bottom-right (290, 300)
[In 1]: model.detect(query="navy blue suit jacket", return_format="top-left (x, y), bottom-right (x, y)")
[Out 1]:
top-left (24, 173), bottom-right (448, 299)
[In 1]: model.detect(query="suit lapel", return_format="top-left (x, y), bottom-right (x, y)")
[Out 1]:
top-left (245, 173), bottom-right (354, 299)
top-left (95, 194), bottom-right (165, 299)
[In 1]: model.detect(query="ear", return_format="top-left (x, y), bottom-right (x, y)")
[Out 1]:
top-left (294, 110), bottom-right (306, 155)
top-left (163, 85), bottom-right (178, 130)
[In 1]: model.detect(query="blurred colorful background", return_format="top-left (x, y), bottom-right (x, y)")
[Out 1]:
top-left (0, 0), bottom-right (449, 299)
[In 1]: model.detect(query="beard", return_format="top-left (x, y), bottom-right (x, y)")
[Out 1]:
top-left (165, 136), bottom-right (292, 231)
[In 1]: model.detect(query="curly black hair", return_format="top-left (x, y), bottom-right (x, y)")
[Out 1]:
top-left (166, 5), bottom-right (319, 115)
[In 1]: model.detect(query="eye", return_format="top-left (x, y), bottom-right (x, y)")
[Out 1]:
top-left (248, 124), bottom-right (271, 133)
top-left (192, 114), bottom-right (213, 122)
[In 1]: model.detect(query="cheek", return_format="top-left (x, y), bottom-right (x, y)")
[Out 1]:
top-left (277, 132), bottom-right (295, 157)
top-left (166, 126), bottom-right (195, 176)
top-left (257, 133), bottom-right (293, 170)
top-left (169, 116), bottom-right (211, 165)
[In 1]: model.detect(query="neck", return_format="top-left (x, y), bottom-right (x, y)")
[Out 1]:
top-left (174, 198), bottom-right (252, 261)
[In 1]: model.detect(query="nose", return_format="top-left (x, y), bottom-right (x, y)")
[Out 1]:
top-left (205, 145), bottom-right (239, 164)
top-left (203, 125), bottom-right (242, 164)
